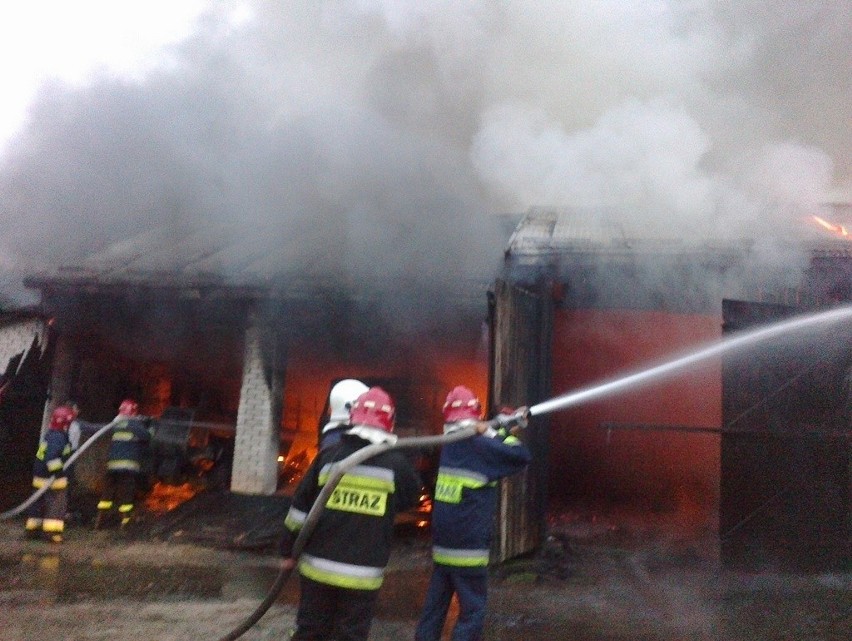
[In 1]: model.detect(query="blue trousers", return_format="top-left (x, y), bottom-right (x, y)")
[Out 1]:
top-left (415, 565), bottom-right (488, 641)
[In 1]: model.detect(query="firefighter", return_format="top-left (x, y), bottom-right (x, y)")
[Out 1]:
top-left (25, 404), bottom-right (78, 542)
top-left (415, 386), bottom-right (532, 641)
top-left (281, 386), bottom-right (421, 641)
top-left (94, 399), bottom-right (151, 529)
top-left (319, 378), bottom-right (368, 451)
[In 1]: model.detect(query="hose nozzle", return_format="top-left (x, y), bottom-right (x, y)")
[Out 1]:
top-left (490, 406), bottom-right (530, 432)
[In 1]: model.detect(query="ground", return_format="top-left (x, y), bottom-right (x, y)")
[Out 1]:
top-left (0, 508), bottom-right (849, 641)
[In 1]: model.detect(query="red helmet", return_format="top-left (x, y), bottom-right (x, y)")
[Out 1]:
top-left (349, 387), bottom-right (395, 432)
top-left (49, 405), bottom-right (77, 431)
top-left (443, 386), bottom-right (482, 423)
top-left (118, 399), bottom-right (139, 417)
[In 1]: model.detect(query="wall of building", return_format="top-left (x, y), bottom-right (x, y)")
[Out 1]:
top-left (549, 308), bottom-right (722, 516)
top-left (720, 299), bottom-right (851, 572)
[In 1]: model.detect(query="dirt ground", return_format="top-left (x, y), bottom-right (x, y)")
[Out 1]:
top-left (1, 509), bottom-right (849, 641)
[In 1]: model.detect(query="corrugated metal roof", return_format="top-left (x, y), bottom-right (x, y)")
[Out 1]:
top-left (506, 207), bottom-right (713, 257)
top-left (24, 206), bottom-right (852, 296)
top-left (22, 220), bottom-right (493, 305)
top-left (504, 207), bottom-right (852, 258)
top-left (24, 220), bottom-right (339, 295)
top-left (37, 223), bottom-right (254, 286)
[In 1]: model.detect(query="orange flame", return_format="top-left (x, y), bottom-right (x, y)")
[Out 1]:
top-left (144, 481), bottom-right (200, 514)
top-left (812, 215), bottom-right (850, 238)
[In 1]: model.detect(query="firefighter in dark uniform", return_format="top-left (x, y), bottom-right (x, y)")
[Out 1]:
top-left (25, 404), bottom-right (78, 542)
top-left (281, 386), bottom-right (421, 641)
top-left (95, 399), bottom-right (151, 529)
top-left (415, 386), bottom-right (532, 641)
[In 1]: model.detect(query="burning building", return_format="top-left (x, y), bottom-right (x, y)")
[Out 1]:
top-left (6, 204), bottom-right (850, 569)
top-left (17, 221), bottom-right (493, 516)
top-left (495, 207), bottom-right (851, 571)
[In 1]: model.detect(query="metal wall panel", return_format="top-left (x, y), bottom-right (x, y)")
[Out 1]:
top-left (720, 299), bottom-right (851, 571)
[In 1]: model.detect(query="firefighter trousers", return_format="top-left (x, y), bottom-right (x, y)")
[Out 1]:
top-left (291, 575), bottom-right (379, 641)
top-left (96, 470), bottom-right (140, 527)
top-left (25, 486), bottom-right (67, 540)
top-left (415, 565), bottom-right (488, 641)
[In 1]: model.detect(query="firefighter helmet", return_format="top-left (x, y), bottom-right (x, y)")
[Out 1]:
top-left (442, 386), bottom-right (482, 423)
top-left (325, 379), bottom-right (369, 431)
top-left (349, 387), bottom-right (395, 432)
top-left (49, 404), bottom-right (77, 431)
top-left (118, 398), bottom-right (139, 417)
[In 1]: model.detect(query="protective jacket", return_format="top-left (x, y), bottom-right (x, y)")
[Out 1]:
top-left (430, 427), bottom-right (531, 573)
top-left (32, 429), bottom-right (72, 489)
top-left (281, 432), bottom-right (421, 590)
top-left (106, 417), bottom-right (151, 473)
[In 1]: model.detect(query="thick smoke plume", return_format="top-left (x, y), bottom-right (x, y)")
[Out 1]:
top-left (0, 1), bottom-right (849, 307)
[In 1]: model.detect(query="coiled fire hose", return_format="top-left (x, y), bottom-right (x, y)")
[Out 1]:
top-left (0, 420), bottom-right (117, 521)
top-left (215, 409), bottom-right (529, 641)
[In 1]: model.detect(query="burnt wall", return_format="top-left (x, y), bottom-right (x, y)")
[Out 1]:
top-left (42, 291), bottom-right (248, 422)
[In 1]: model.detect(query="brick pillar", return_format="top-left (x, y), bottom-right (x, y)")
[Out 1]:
top-left (231, 315), bottom-right (281, 495)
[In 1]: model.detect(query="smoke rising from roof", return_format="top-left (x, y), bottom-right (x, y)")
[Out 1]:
top-left (0, 1), bottom-right (849, 305)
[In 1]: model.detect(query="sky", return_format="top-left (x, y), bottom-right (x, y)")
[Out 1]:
top-left (0, 0), bottom-right (849, 305)
top-left (0, 2), bottom-right (210, 147)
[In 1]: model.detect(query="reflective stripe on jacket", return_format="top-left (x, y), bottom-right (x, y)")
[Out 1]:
top-left (297, 553), bottom-right (384, 590)
top-left (430, 427), bottom-right (531, 572)
top-left (281, 433), bottom-right (421, 590)
top-left (32, 430), bottom-right (71, 482)
top-left (106, 418), bottom-right (150, 473)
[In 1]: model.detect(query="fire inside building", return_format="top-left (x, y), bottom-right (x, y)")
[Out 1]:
top-left (1, 207), bottom-right (849, 570)
top-left (3, 221), bottom-right (491, 536)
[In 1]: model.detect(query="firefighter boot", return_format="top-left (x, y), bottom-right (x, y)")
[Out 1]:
top-left (24, 518), bottom-right (42, 540)
top-left (119, 504), bottom-right (135, 531)
top-left (43, 519), bottom-right (65, 543)
top-left (95, 499), bottom-right (114, 529)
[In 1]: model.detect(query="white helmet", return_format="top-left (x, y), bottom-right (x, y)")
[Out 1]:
top-left (322, 379), bottom-right (369, 434)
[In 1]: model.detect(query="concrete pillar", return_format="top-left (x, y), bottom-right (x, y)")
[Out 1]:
top-left (231, 315), bottom-right (281, 495)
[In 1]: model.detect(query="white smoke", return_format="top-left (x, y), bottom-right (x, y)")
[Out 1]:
top-left (471, 99), bottom-right (715, 228)
top-left (0, 0), bottom-right (848, 303)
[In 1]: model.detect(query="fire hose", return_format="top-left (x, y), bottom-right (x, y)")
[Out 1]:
top-left (214, 408), bottom-right (529, 641)
top-left (0, 420), bottom-right (117, 521)
top-left (214, 305), bottom-right (852, 639)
